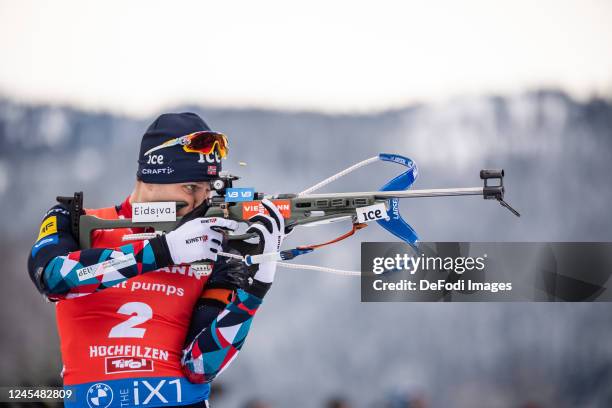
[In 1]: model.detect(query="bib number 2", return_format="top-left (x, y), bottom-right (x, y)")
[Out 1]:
top-left (108, 302), bottom-right (153, 338)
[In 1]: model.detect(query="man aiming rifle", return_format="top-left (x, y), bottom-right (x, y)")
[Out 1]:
top-left (27, 112), bottom-right (285, 408)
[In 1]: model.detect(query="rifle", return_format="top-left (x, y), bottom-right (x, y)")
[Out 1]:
top-left (62, 154), bottom-right (520, 272)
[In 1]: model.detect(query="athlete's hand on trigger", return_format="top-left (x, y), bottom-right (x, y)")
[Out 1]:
top-left (164, 217), bottom-right (238, 264)
top-left (245, 199), bottom-right (287, 284)
top-left (247, 199), bottom-right (286, 253)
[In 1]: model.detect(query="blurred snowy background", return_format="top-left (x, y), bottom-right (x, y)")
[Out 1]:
top-left (1, 0), bottom-right (612, 407)
top-left (1, 90), bottom-right (611, 408)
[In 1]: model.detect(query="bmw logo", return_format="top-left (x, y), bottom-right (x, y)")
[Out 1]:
top-left (86, 383), bottom-right (114, 408)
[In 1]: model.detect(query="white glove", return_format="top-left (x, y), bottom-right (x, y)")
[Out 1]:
top-left (165, 217), bottom-right (238, 264)
top-left (246, 199), bottom-right (286, 283)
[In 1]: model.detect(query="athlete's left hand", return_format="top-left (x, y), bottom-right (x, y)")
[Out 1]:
top-left (207, 246), bottom-right (251, 290)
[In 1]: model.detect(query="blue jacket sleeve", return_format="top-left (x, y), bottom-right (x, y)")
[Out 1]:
top-left (27, 205), bottom-right (171, 300)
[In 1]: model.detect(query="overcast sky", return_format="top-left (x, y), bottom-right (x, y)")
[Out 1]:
top-left (0, 0), bottom-right (611, 115)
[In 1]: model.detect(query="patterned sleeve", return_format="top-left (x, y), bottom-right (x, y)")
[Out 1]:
top-left (27, 205), bottom-right (170, 301)
top-left (181, 288), bottom-right (263, 383)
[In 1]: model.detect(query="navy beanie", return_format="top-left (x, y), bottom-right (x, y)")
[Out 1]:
top-left (137, 112), bottom-right (223, 183)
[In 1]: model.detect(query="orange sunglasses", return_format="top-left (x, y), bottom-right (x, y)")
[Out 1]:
top-left (144, 131), bottom-right (228, 158)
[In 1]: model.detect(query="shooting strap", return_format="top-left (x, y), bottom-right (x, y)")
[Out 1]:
top-left (297, 222), bottom-right (368, 251)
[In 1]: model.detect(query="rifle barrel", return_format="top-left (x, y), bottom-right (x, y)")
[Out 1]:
top-left (296, 187), bottom-right (484, 199)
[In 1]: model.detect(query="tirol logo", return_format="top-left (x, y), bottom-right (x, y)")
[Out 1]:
top-left (105, 357), bottom-right (154, 374)
top-left (86, 383), bottom-right (114, 408)
top-left (242, 200), bottom-right (291, 219)
top-left (225, 188), bottom-right (255, 203)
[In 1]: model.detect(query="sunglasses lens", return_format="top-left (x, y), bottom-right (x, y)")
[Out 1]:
top-left (184, 132), bottom-right (228, 157)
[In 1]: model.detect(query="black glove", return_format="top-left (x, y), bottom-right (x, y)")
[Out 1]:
top-left (206, 246), bottom-right (252, 291)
